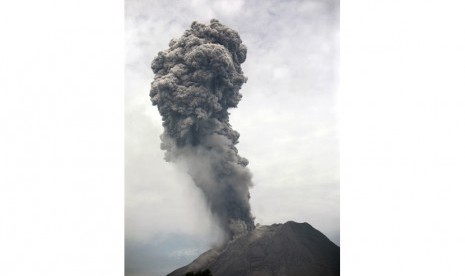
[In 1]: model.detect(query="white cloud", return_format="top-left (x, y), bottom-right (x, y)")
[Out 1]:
top-left (212, 0), bottom-right (244, 17)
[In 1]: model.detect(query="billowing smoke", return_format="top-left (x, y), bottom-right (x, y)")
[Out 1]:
top-left (150, 19), bottom-right (254, 240)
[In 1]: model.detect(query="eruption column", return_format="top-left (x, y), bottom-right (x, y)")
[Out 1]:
top-left (150, 19), bottom-right (254, 239)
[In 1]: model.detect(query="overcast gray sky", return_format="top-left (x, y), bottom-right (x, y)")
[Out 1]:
top-left (125, 0), bottom-right (339, 275)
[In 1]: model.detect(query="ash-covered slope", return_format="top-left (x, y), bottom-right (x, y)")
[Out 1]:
top-left (167, 221), bottom-right (340, 276)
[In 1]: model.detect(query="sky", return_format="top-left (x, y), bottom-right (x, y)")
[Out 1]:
top-left (4, 1), bottom-right (465, 276)
top-left (125, 0), bottom-right (339, 275)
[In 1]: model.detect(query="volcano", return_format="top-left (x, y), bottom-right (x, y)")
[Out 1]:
top-left (167, 221), bottom-right (340, 276)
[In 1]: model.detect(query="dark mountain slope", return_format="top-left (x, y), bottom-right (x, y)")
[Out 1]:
top-left (167, 221), bottom-right (339, 276)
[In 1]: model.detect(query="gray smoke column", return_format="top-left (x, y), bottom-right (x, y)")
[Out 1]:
top-left (150, 19), bottom-right (254, 240)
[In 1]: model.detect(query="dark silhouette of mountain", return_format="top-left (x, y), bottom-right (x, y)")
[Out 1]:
top-left (167, 221), bottom-right (340, 276)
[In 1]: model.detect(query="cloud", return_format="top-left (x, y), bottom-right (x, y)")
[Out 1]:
top-left (125, 0), bottom-right (339, 275)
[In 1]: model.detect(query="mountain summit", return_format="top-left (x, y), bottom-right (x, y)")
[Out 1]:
top-left (167, 221), bottom-right (340, 276)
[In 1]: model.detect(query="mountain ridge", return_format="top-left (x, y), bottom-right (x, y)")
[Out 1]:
top-left (167, 221), bottom-right (340, 276)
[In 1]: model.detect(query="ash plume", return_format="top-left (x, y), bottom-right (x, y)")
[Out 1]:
top-left (150, 19), bottom-right (254, 240)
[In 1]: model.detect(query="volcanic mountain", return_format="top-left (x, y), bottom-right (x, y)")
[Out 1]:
top-left (167, 221), bottom-right (340, 276)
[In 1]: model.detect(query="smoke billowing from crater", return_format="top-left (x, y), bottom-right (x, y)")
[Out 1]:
top-left (150, 19), bottom-right (254, 240)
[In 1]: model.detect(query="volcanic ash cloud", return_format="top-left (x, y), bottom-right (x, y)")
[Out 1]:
top-left (150, 19), bottom-right (254, 240)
